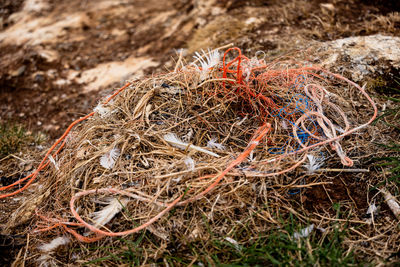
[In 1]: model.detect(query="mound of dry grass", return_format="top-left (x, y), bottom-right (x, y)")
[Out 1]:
top-left (4, 47), bottom-right (399, 265)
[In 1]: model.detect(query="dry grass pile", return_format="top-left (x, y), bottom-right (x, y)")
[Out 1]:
top-left (2, 46), bottom-right (384, 264)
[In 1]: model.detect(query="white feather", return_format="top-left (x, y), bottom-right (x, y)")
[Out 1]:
top-left (242, 56), bottom-right (264, 82)
top-left (303, 154), bottom-right (324, 174)
top-left (163, 133), bottom-right (220, 157)
top-left (172, 176), bottom-right (182, 183)
top-left (100, 148), bottom-right (120, 169)
top-left (183, 128), bottom-right (193, 142)
top-left (91, 197), bottom-right (130, 228)
top-left (184, 156), bottom-right (195, 171)
top-left (207, 137), bottom-right (225, 150)
top-left (334, 124), bottom-right (345, 134)
top-left (193, 49), bottom-right (220, 80)
top-left (224, 237), bottom-right (241, 251)
top-left (366, 202), bottom-right (377, 216)
top-left (365, 202), bottom-right (378, 223)
top-left (39, 236), bottom-right (70, 252)
top-left (243, 66), bottom-right (251, 82)
top-left (94, 103), bottom-right (110, 118)
top-left (293, 224), bottom-right (314, 239)
top-left (47, 155), bottom-right (59, 171)
top-left (281, 120), bottom-right (289, 130)
top-left (248, 150), bottom-right (255, 162)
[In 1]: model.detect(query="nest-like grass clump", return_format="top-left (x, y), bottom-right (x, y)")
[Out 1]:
top-left (4, 47), bottom-right (379, 264)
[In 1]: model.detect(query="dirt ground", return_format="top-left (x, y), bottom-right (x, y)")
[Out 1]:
top-left (0, 0), bottom-right (399, 265)
top-left (1, 0), bottom-right (399, 138)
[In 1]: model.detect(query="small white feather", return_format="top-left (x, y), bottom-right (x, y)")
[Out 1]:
top-left (303, 154), bottom-right (324, 174)
top-left (183, 128), bottom-right (193, 142)
top-left (366, 202), bottom-right (377, 216)
top-left (47, 155), bottom-right (59, 171)
top-left (39, 236), bottom-right (70, 253)
top-left (91, 197), bottom-right (130, 228)
top-left (184, 156), bottom-right (195, 171)
top-left (293, 224), bottom-right (314, 239)
top-left (172, 176), bottom-right (182, 183)
top-left (334, 124), bottom-right (345, 134)
top-left (281, 120), bottom-right (289, 130)
top-left (94, 103), bottom-right (111, 118)
top-left (100, 148), bottom-right (120, 169)
top-left (193, 49), bottom-right (220, 80)
top-left (248, 150), bottom-right (255, 162)
top-left (207, 137), bottom-right (225, 150)
top-left (224, 237), bottom-right (241, 251)
top-left (243, 66), bottom-right (252, 82)
top-left (365, 202), bottom-right (378, 223)
top-left (163, 133), bottom-right (220, 157)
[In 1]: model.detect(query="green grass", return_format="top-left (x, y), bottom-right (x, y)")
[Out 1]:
top-left (374, 142), bottom-right (400, 188)
top-left (373, 96), bottom-right (400, 131)
top-left (372, 77), bottom-right (400, 188)
top-left (85, 206), bottom-right (358, 266)
top-left (84, 235), bottom-right (147, 266)
top-left (204, 227), bottom-right (354, 266)
top-left (187, 210), bottom-right (356, 267)
top-left (372, 76), bottom-right (400, 131)
top-left (0, 123), bottom-right (36, 158)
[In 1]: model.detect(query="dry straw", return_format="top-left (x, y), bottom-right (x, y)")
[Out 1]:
top-left (2, 47), bottom-right (377, 247)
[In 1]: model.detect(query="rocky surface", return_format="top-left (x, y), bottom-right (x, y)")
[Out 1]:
top-left (318, 34), bottom-right (400, 81)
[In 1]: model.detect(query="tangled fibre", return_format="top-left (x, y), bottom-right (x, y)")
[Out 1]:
top-left (2, 47), bottom-right (377, 245)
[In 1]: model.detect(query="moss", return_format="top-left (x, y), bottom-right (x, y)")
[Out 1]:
top-left (368, 68), bottom-right (400, 95)
top-left (0, 123), bottom-right (42, 158)
top-left (368, 76), bottom-right (388, 90)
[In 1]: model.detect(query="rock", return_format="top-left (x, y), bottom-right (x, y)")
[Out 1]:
top-left (73, 56), bottom-right (158, 93)
top-left (317, 34), bottom-right (400, 81)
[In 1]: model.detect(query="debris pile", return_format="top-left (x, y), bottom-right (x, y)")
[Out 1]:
top-left (1, 47), bottom-right (377, 257)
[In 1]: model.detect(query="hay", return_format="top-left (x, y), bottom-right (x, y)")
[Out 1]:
top-left (2, 47), bottom-right (378, 261)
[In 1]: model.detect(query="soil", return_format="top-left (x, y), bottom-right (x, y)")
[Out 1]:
top-left (1, 0), bottom-right (398, 138)
top-left (303, 174), bottom-right (370, 212)
top-left (0, 0), bottom-right (189, 139)
top-left (0, 0), bottom-right (399, 265)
